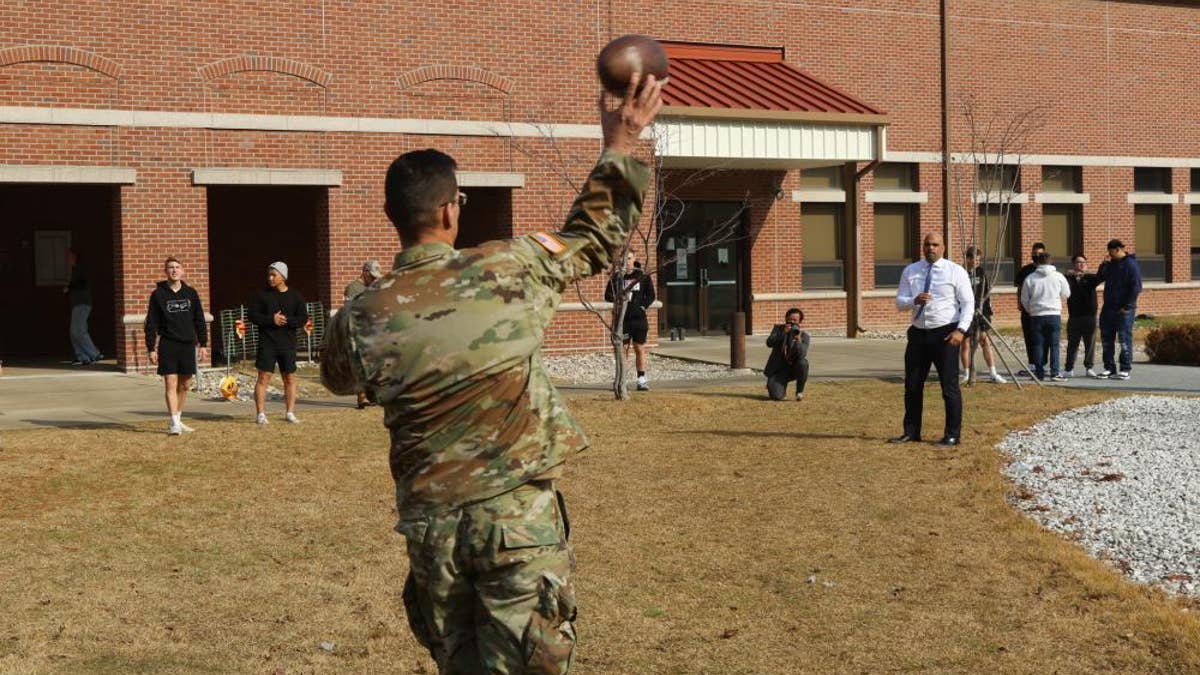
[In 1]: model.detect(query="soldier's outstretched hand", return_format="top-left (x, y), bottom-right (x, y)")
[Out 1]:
top-left (601, 72), bottom-right (664, 157)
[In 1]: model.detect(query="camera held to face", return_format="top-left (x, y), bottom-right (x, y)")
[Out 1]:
top-left (787, 323), bottom-right (801, 336)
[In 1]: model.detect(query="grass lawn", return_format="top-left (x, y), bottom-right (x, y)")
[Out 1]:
top-left (1, 380), bottom-right (1198, 673)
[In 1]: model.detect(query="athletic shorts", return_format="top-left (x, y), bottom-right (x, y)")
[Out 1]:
top-left (157, 338), bottom-right (197, 376)
top-left (623, 317), bottom-right (649, 345)
top-left (256, 342), bottom-right (298, 374)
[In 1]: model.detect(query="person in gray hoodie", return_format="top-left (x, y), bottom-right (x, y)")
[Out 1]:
top-left (1019, 252), bottom-right (1071, 381)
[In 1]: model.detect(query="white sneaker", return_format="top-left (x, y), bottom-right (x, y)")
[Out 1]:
top-left (1062, 369), bottom-right (1074, 379)
top-left (795, 392), bottom-right (805, 401)
top-left (990, 372), bottom-right (1007, 384)
top-left (960, 372), bottom-right (970, 384)
top-left (178, 421), bottom-right (195, 433)
top-left (1085, 368), bottom-right (1098, 378)
top-left (255, 412), bottom-right (268, 425)
top-left (1096, 369), bottom-right (1113, 378)
top-left (167, 423), bottom-right (183, 436)
top-left (285, 411), bottom-right (300, 424)
top-left (635, 376), bottom-right (649, 392)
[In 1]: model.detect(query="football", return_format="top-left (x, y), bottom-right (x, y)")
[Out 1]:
top-left (596, 34), bottom-right (669, 97)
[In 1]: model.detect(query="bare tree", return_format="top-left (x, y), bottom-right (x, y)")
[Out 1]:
top-left (501, 123), bottom-right (748, 399)
top-left (950, 95), bottom-right (1049, 386)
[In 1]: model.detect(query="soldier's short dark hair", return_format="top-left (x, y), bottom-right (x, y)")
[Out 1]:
top-left (384, 149), bottom-right (459, 240)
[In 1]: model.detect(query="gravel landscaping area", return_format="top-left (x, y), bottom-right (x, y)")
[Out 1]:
top-left (543, 352), bottom-right (744, 385)
top-left (1000, 395), bottom-right (1200, 598)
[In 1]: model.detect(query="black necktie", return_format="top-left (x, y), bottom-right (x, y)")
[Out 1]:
top-left (915, 262), bottom-right (933, 320)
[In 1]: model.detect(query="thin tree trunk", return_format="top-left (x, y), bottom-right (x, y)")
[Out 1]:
top-left (611, 298), bottom-right (630, 400)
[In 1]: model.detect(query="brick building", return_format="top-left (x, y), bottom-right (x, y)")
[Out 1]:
top-left (1, 1), bottom-right (1197, 370)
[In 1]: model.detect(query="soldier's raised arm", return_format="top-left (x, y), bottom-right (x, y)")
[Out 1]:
top-left (520, 73), bottom-right (663, 292)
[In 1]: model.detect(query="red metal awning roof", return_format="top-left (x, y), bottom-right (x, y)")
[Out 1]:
top-left (660, 42), bottom-right (885, 122)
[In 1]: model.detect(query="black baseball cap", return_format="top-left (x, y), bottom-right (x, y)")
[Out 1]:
top-left (1106, 239), bottom-right (1125, 250)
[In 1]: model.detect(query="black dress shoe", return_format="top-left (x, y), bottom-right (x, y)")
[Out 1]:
top-left (935, 436), bottom-right (960, 446)
top-left (888, 434), bottom-right (920, 443)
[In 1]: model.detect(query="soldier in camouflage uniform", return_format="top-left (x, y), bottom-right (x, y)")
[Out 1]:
top-left (320, 74), bottom-right (664, 674)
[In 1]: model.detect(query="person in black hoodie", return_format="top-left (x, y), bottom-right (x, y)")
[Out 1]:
top-left (604, 252), bottom-right (656, 390)
top-left (249, 261), bottom-right (308, 424)
top-left (1064, 253), bottom-right (1101, 378)
top-left (1095, 239), bottom-right (1142, 379)
top-left (145, 256), bottom-right (209, 435)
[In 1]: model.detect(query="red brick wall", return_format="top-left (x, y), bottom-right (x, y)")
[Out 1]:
top-left (2, 0), bottom-right (1200, 367)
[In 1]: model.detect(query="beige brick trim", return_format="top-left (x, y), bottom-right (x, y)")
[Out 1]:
top-left (0, 164), bottom-right (135, 184)
top-left (191, 167), bottom-right (342, 186)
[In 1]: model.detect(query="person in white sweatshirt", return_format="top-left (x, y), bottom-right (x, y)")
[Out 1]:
top-left (1020, 252), bottom-right (1071, 381)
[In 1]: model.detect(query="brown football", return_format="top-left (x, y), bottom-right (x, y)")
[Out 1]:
top-left (596, 35), bottom-right (669, 96)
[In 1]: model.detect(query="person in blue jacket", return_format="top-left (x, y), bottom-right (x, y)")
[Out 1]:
top-left (1095, 239), bottom-right (1142, 380)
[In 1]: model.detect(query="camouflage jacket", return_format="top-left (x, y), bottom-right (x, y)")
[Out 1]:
top-left (321, 150), bottom-right (650, 516)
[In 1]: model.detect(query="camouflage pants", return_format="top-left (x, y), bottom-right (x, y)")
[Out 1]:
top-left (397, 480), bottom-right (577, 674)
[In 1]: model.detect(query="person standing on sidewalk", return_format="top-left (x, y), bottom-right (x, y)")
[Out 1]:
top-left (1096, 239), bottom-right (1143, 380)
top-left (960, 247), bottom-right (1006, 384)
top-left (890, 232), bottom-right (974, 447)
top-left (145, 257), bottom-right (209, 435)
top-left (1014, 242), bottom-right (1046, 377)
top-left (65, 248), bottom-right (102, 366)
top-left (249, 262), bottom-right (307, 424)
top-left (604, 251), bottom-right (656, 391)
top-left (1020, 252), bottom-right (1071, 381)
top-left (1063, 253), bottom-right (1101, 378)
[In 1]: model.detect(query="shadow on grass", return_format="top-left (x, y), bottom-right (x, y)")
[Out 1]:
top-left (19, 419), bottom-right (152, 432)
top-left (676, 429), bottom-right (873, 441)
top-left (125, 410), bottom-right (237, 421)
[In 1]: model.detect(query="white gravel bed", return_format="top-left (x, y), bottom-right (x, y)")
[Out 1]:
top-left (543, 352), bottom-right (744, 385)
top-left (999, 396), bottom-right (1200, 597)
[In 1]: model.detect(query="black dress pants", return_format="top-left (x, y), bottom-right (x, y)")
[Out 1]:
top-left (903, 324), bottom-right (963, 440)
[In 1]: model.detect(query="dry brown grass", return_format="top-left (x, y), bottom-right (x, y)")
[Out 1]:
top-left (1, 380), bottom-right (1198, 674)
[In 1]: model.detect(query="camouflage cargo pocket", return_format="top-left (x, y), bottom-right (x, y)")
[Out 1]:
top-left (522, 570), bottom-right (577, 674)
top-left (401, 571), bottom-right (435, 652)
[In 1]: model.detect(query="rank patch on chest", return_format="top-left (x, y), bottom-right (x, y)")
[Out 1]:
top-left (529, 231), bottom-right (567, 256)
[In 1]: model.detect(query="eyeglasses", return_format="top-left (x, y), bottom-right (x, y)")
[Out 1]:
top-left (443, 192), bottom-right (467, 208)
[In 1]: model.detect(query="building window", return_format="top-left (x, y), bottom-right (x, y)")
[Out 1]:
top-left (1042, 166), bottom-right (1081, 193)
top-left (1134, 167), bottom-right (1170, 193)
top-left (1192, 205), bottom-right (1200, 281)
top-left (873, 203), bottom-right (916, 287)
top-left (801, 166), bottom-right (843, 190)
top-left (1191, 168), bottom-right (1200, 192)
top-left (873, 163), bottom-right (915, 191)
top-left (1042, 204), bottom-right (1083, 270)
top-left (802, 203), bottom-right (843, 289)
top-left (1134, 205), bottom-right (1168, 281)
top-left (978, 205), bottom-right (1019, 283)
top-left (978, 164), bottom-right (1020, 194)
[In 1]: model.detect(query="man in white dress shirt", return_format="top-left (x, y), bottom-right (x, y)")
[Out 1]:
top-left (890, 232), bottom-right (975, 447)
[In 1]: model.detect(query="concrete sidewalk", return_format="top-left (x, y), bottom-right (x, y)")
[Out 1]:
top-left (0, 369), bottom-right (358, 431)
top-left (653, 335), bottom-right (1200, 395)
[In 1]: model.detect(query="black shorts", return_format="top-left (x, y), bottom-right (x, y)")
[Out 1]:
top-left (623, 317), bottom-right (649, 345)
top-left (157, 339), bottom-right (197, 376)
top-left (256, 342), bottom-right (298, 374)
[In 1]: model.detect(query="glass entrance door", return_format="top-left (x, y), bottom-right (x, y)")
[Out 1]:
top-left (659, 201), bottom-right (746, 336)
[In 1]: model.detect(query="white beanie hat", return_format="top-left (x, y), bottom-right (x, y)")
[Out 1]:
top-left (269, 261), bottom-right (289, 280)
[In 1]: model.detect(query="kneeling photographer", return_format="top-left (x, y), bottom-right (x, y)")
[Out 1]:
top-left (764, 307), bottom-right (810, 401)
